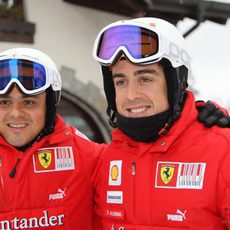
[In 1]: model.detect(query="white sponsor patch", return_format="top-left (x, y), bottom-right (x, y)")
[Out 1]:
top-left (107, 191), bottom-right (123, 204)
top-left (155, 161), bottom-right (206, 189)
top-left (109, 160), bottom-right (122, 186)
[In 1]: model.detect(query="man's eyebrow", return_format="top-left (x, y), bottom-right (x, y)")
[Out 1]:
top-left (0, 94), bottom-right (40, 99)
top-left (0, 94), bottom-right (10, 99)
top-left (112, 73), bottom-right (126, 80)
top-left (112, 69), bottom-right (158, 80)
top-left (22, 94), bottom-right (40, 98)
top-left (134, 69), bottom-right (157, 76)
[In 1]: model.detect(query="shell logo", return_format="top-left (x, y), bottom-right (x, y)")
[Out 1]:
top-left (111, 165), bottom-right (119, 181)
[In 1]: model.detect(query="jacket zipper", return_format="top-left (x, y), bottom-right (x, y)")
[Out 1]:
top-left (132, 162), bottom-right (136, 218)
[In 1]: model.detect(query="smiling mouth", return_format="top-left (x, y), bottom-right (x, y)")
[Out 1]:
top-left (7, 123), bottom-right (28, 129)
top-left (127, 106), bottom-right (150, 114)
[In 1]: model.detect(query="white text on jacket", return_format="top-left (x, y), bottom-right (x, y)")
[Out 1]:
top-left (0, 210), bottom-right (64, 229)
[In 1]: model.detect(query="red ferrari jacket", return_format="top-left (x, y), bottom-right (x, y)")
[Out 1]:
top-left (93, 91), bottom-right (230, 230)
top-left (0, 115), bottom-right (105, 230)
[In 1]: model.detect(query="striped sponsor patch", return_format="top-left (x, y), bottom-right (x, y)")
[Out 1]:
top-left (33, 147), bottom-right (75, 173)
top-left (155, 161), bottom-right (206, 189)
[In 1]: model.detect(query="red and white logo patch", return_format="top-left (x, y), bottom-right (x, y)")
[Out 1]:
top-left (155, 161), bottom-right (206, 189)
top-left (33, 147), bottom-right (75, 173)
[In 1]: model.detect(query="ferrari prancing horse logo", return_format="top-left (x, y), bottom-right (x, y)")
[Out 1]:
top-left (160, 165), bottom-right (175, 184)
top-left (38, 151), bottom-right (52, 169)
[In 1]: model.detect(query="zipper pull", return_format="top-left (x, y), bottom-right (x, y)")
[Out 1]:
top-left (9, 158), bottom-right (21, 178)
top-left (132, 162), bottom-right (136, 176)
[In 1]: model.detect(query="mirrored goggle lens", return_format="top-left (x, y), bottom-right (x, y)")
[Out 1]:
top-left (97, 25), bottom-right (159, 61)
top-left (0, 59), bottom-right (46, 92)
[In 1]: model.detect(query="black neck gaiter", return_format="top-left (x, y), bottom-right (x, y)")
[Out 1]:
top-left (116, 109), bottom-right (171, 143)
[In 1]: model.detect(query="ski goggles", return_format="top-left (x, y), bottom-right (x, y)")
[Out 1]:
top-left (0, 58), bottom-right (49, 95)
top-left (93, 25), bottom-right (161, 65)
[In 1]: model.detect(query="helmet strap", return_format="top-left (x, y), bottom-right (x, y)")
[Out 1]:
top-left (107, 107), bottom-right (117, 128)
top-left (172, 67), bottom-right (188, 121)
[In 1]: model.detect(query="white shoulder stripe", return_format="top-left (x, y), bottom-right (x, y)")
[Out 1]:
top-left (75, 129), bottom-right (90, 141)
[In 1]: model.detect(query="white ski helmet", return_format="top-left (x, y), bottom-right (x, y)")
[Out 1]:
top-left (93, 17), bottom-right (190, 126)
top-left (93, 17), bottom-right (190, 69)
top-left (0, 47), bottom-right (61, 104)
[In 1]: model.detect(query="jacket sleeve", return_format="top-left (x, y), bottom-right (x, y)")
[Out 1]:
top-left (71, 126), bottom-right (106, 181)
top-left (91, 143), bottom-right (109, 229)
top-left (218, 137), bottom-right (230, 229)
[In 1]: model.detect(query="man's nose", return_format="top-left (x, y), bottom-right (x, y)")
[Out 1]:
top-left (126, 82), bottom-right (140, 101)
top-left (9, 103), bottom-right (24, 117)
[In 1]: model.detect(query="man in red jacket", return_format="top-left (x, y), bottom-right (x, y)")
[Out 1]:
top-left (92, 17), bottom-right (230, 229)
top-left (0, 47), bottom-right (104, 229)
